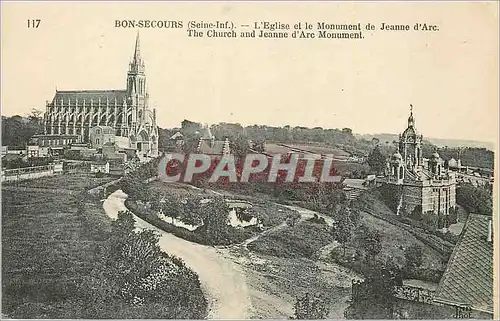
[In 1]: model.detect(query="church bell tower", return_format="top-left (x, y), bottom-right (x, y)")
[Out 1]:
top-left (127, 32), bottom-right (147, 100)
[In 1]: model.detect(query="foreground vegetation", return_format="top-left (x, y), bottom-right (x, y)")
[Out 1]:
top-left (2, 173), bottom-right (207, 319)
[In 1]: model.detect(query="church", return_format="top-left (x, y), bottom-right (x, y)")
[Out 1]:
top-left (42, 33), bottom-right (159, 158)
top-left (383, 106), bottom-right (457, 223)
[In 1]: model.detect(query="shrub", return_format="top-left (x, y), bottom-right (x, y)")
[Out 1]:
top-left (294, 293), bottom-right (329, 319)
top-left (456, 183), bottom-right (492, 216)
top-left (378, 184), bottom-right (402, 213)
top-left (404, 243), bottom-right (423, 273)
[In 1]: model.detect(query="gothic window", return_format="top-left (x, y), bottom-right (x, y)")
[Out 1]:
top-left (96, 138), bottom-right (100, 145)
top-left (399, 166), bottom-right (404, 179)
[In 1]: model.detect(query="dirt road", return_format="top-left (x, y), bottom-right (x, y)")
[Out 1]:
top-left (102, 189), bottom-right (252, 319)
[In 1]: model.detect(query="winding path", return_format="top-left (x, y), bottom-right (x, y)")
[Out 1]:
top-left (102, 189), bottom-right (252, 319)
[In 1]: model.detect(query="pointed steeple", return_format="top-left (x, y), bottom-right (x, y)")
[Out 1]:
top-left (133, 30), bottom-right (141, 65)
top-left (127, 32), bottom-right (146, 95)
top-left (129, 31), bottom-right (144, 75)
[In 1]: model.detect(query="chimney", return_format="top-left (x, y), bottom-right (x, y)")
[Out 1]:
top-left (487, 219), bottom-right (492, 243)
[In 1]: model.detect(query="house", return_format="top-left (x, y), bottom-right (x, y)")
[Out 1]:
top-left (90, 161), bottom-right (110, 174)
top-left (89, 125), bottom-right (116, 150)
top-left (26, 145), bottom-right (50, 158)
top-left (29, 134), bottom-right (81, 147)
top-left (197, 125), bottom-right (231, 156)
top-left (170, 131), bottom-right (183, 140)
top-left (433, 214), bottom-right (493, 318)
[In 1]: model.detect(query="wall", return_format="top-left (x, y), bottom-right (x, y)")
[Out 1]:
top-left (2, 164), bottom-right (62, 183)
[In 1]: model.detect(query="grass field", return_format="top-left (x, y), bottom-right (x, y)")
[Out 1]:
top-left (3, 173), bottom-right (208, 318)
top-left (326, 192), bottom-right (448, 283)
top-left (248, 220), bottom-right (334, 259)
top-left (265, 143), bottom-right (349, 157)
top-left (2, 175), bottom-right (110, 317)
top-left (12, 173), bottom-right (117, 191)
top-left (350, 212), bottom-right (446, 270)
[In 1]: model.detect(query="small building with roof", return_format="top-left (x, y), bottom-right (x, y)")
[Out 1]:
top-left (197, 125), bottom-right (231, 156)
top-left (433, 214), bottom-right (493, 318)
top-left (90, 161), bottom-right (110, 174)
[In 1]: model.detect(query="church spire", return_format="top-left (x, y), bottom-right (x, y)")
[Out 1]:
top-left (133, 30), bottom-right (141, 65)
top-left (127, 32), bottom-right (146, 95)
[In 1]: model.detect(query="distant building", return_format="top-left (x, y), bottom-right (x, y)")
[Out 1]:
top-left (197, 125), bottom-right (231, 156)
top-left (26, 145), bottom-right (50, 158)
top-left (90, 161), bottom-right (110, 174)
top-left (29, 134), bottom-right (81, 147)
top-left (181, 120), bottom-right (202, 136)
top-left (89, 125), bottom-right (116, 150)
top-left (170, 131), bottom-right (183, 140)
top-left (433, 214), bottom-right (493, 318)
top-left (381, 106), bottom-right (457, 221)
top-left (42, 33), bottom-right (158, 158)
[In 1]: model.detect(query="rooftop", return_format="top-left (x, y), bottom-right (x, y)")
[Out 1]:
top-left (433, 214), bottom-right (493, 314)
top-left (51, 90), bottom-right (128, 104)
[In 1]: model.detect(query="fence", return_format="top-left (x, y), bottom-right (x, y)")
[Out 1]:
top-left (352, 280), bottom-right (439, 306)
top-left (1, 163), bottom-right (64, 183)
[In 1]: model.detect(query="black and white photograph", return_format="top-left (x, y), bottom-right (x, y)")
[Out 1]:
top-left (1, 1), bottom-right (498, 319)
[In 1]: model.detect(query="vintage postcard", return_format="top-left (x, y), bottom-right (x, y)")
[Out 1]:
top-left (1, 1), bottom-right (498, 319)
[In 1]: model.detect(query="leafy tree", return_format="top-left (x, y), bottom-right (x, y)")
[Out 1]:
top-left (294, 292), bottom-right (329, 319)
top-left (332, 205), bottom-right (355, 257)
top-left (182, 136), bottom-right (200, 153)
top-left (367, 145), bottom-right (386, 174)
top-left (456, 183), bottom-right (492, 216)
top-left (77, 210), bottom-right (207, 318)
top-left (358, 226), bottom-right (382, 260)
top-left (1, 112), bottom-right (44, 147)
top-left (404, 243), bottom-right (423, 273)
top-left (345, 259), bottom-right (398, 319)
top-left (203, 197), bottom-right (231, 244)
top-left (251, 139), bottom-right (266, 153)
top-left (229, 134), bottom-right (251, 159)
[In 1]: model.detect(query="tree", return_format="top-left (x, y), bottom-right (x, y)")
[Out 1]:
top-left (404, 243), bottom-right (423, 273)
top-left (358, 226), bottom-right (382, 260)
top-left (332, 205), bottom-right (355, 257)
top-left (367, 145), bottom-right (386, 174)
top-left (345, 259), bottom-right (398, 319)
top-left (1, 112), bottom-right (44, 147)
top-left (251, 139), bottom-right (266, 153)
top-left (294, 292), bottom-right (329, 319)
top-left (203, 197), bottom-right (231, 244)
top-left (229, 134), bottom-right (251, 159)
top-left (456, 183), bottom-right (492, 216)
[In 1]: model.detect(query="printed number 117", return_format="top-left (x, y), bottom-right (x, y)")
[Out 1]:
top-left (27, 19), bottom-right (41, 28)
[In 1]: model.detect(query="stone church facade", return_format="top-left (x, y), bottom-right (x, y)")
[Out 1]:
top-left (383, 106), bottom-right (456, 220)
top-left (43, 33), bottom-right (158, 157)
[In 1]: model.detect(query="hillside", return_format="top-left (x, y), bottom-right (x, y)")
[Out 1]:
top-left (356, 133), bottom-right (495, 151)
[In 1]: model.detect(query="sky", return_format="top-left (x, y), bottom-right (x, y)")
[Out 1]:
top-left (1, 1), bottom-right (498, 144)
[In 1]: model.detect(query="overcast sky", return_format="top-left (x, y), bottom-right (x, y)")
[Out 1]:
top-left (1, 2), bottom-right (498, 143)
